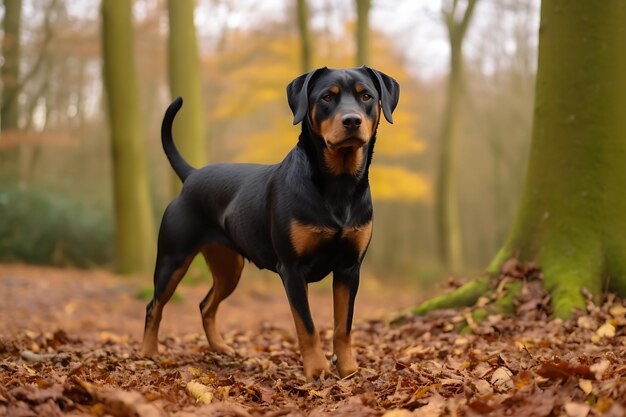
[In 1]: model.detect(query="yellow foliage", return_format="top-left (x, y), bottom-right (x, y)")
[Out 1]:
top-left (205, 24), bottom-right (428, 202)
top-left (369, 164), bottom-right (430, 202)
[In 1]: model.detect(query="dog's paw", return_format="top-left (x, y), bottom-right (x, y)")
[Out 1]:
top-left (337, 362), bottom-right (358, 379)
top-left (303, 353), bottom-right (331, 380)
top-left (332, 351), bottom-right (358, 378)
top-left (211, 343), bottom-right (236, 356)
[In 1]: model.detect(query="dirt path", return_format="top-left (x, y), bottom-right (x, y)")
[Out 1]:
top-left (0, 263), bottom-right (415, 341)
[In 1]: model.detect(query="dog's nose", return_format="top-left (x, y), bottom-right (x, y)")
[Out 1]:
top-left (342, 113), bottom-right (362, 130)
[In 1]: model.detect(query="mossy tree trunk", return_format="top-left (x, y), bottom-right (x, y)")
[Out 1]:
top-left (167, 0), bottom-right (207, 197)
top-left (355, 0), bottom-right (370, 66)
top-left (435, 0), bottom-right (478, 272)
top-left (296, 0), bottom-right (312, 73)
top-left (414, 0), bottom-right (626, 319)
top-left (101, 0), bottom-right (156, 275)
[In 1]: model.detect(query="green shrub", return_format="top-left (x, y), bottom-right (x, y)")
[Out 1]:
top-left (0, 187), bottom-right (114, 267)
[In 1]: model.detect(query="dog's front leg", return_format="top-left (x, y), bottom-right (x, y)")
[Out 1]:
top-left (332, 267), bottom-right (360, 377)
top-left (279, 266), bottom-right (330, 380)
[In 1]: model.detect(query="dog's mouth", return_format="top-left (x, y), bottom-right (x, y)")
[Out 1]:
top-left (325, 136), bottom-right (367, 151)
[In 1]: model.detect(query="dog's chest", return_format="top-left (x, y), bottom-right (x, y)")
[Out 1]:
top-left (289, 219), bottom-right (372, 257)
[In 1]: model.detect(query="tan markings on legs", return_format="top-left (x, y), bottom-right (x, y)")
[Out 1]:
top-left (333, 281), bottom-right (358, 377)
top-left (200, 244), bottom-right (244, 354)
top-left (342, 221), bottom-right (373, 255)
top-left (142, 255), bottom-right (194, 356)
top-left (290, 304), bottom-right (330, 380)
top-left (290, 220), bottom-right (337, 256)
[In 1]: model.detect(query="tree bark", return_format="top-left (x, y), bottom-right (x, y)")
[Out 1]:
top-left (355, 0), bottom-right (371, 66)
top-left (1, 0), bottom-right (22, 132)
top-left (296, 0), bottom-right (312, 73)
top-left (414, 0), bottom-right (626, 319)
top-left (435, 0), bottom-right (478, 272)
top-left (101, 0), bottom-right (156, 275)
top-left (167, 0), bottom-right (207, 197)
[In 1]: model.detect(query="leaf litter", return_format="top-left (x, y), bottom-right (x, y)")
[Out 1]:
top-left (1, 262), bottom-right (626, 416)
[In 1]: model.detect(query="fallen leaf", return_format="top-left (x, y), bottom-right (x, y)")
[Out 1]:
top-left (578, 379), bottom-right (592, 395)
top-left (536, 360), bottom-right (594, 380)
top-left (576, 316), bottom-right (596, 330)
top-left (97, 389), bottom-right (167, 417)
top-left (472, 379), bottom-right (493, 396)
top-left (564, 402), bottom-right (590, 417)
top-left (382, 409), bottom-right (414, 417)
top-left (596, 322), bottom-right (616, 338)
top-left (490, 367), bottom-right (513, 393)
top-left (590, 360), bottom-right (610, 379)
top-left (186, 381), bottom-right (214, 404)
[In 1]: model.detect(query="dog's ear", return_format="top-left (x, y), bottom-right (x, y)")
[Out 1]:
top-left (364, 67), bottom-right (400, 124)
top-left (287, 67), bottom-right (327, 125)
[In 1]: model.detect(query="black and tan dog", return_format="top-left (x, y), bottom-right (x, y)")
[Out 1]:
top-left (141, 66), bottom-right (399, 379)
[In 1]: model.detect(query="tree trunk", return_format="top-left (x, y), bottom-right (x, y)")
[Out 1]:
top-left (101, 0), bottom-right (156, 275)
top-left (413, 0), bottom-right (626, 319)
top-left (355, 0), bottom-right (370, 66)
top-left (436, 41), bottom-right (464, 272)
top-left (296, 0), bottom-right (312, 72)
top-left (435, 0), bottom-right (478, 272)
top-left (1, 0), bottom-right (22, 132)
top-left (167, 0), bottom-right (207, 197)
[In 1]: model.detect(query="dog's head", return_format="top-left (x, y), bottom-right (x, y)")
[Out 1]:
top-left (287, 67), bottom-right (399, 151)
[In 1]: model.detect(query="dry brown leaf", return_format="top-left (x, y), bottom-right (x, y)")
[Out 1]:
top-left (590, 360), bottom-right (611, 379)
top-left (576, 316), bottom-right (596, 330)
top-left (382, 409), bottom-right (414, 417)
top-left (490, 367), bottom-right (513, 393)
top-left (472, 379), bottom-right (493, 396)
top-left (564, 402), bottom-right (590, 417)
top-left (97, 389), bottom-right (167, 417)
top-left (536, 360), bottom-right (594, 380)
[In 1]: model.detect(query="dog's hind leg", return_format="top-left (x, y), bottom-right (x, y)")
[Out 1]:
top-left (199, 244), bottom-right (244, 354)
top-left (141, 253), bottom-right (194, 356)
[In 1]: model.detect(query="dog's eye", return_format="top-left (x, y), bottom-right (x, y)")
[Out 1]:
top-left (322, 95), bottom-right (332, 102)
top-left (362, 94), bottom-right (372, 102)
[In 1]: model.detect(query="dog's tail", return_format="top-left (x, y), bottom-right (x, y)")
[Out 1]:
top-left (162, 97), bottom-right (194, 182)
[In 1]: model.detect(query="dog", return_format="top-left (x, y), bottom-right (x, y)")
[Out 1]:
top-left (141, 66), bottom-right (399, 380)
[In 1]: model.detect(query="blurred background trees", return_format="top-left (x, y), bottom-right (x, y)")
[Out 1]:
top-left (101, 0), bottom-right (156, 274)
top-left (0, 0), bottom-right (539, 291)
top-left (435, 0), bottom-right (477, 273)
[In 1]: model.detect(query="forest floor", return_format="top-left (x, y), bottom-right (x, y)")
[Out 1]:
top-left (1, 263), bottom-right (626, 417)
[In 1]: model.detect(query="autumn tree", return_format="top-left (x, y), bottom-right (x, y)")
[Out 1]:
top-left (354, 0), bottom-right (370, 66)
top-left (414, 0), bottom-right (626, 318)
top-left (101, 0), bottom-right (156, 275)
top-left (435, 0), bottom-right (478, 272)
top-left (295, 0), bottom-right (312, 72)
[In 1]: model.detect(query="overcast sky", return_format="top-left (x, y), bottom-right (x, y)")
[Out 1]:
top-left (56, 0), bottom-right (539, 79)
